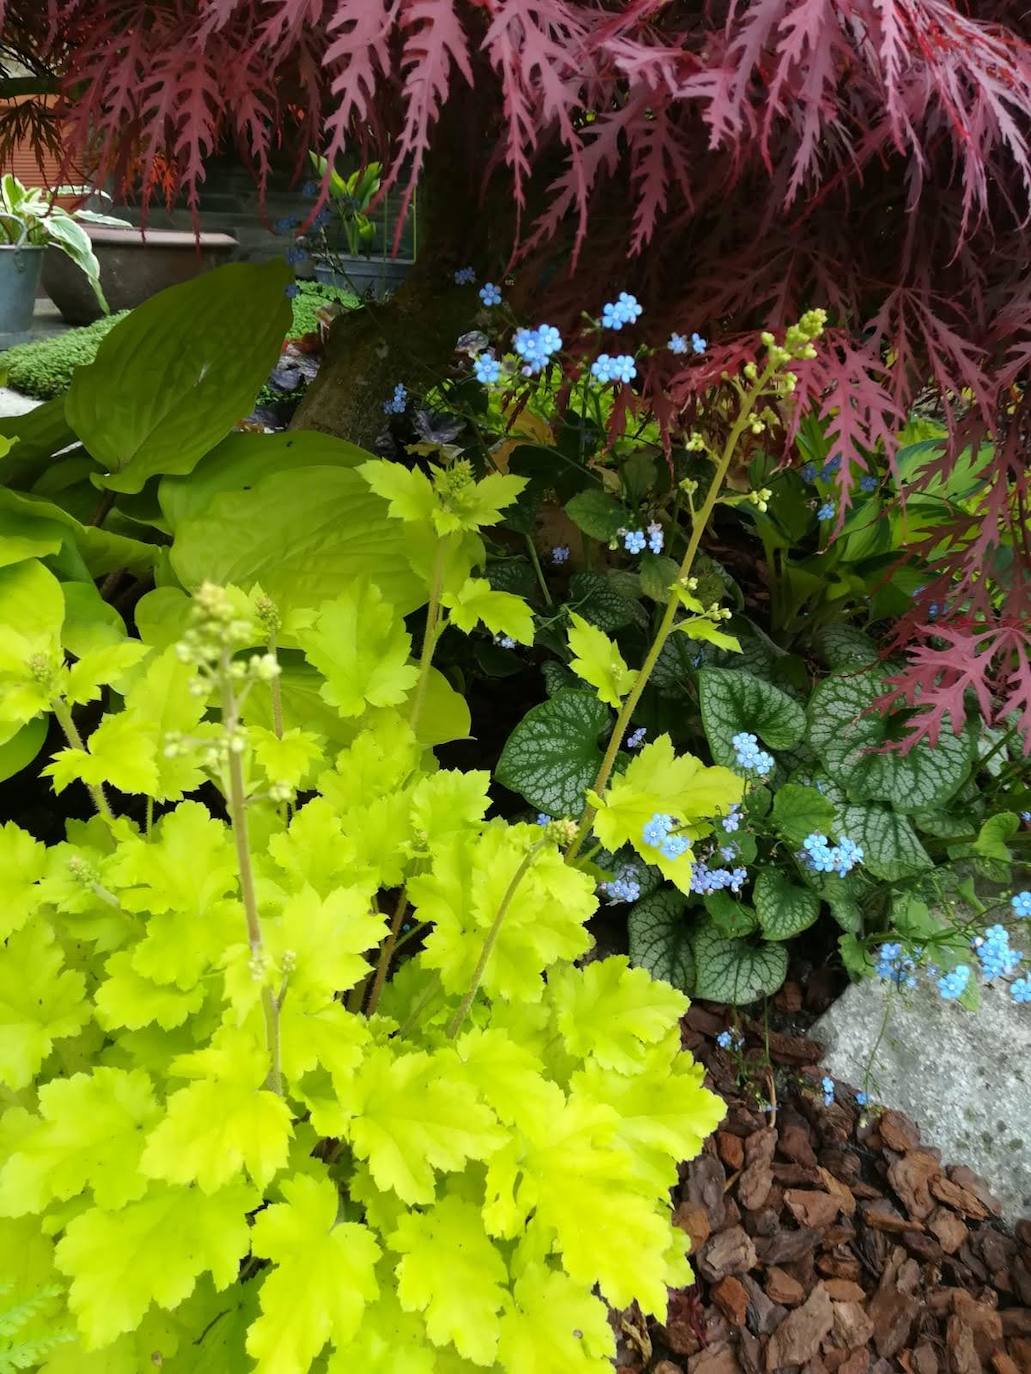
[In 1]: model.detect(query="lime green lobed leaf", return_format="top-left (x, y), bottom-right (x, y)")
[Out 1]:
top-left (566, 612), bottom-right (637, 708)
top-left (247, 1173), bottom-right (381, 1374)
top-left (390, 1195), bottom-right (508, 1365)
top-left (0, 919), bottom-right (88, 1091)
top-left (55, 1180), bottom-right (257, 1348)
top-left (295, 583), bottom-right (419, 717)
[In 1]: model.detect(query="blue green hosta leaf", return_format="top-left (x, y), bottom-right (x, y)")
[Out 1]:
top-left (698, 667), bottom-right (806, 767)
top-left (66, 261), bottom-right (292, 494)
top-left (807, 671), bottom-right (972, 812)
top-left (753, 868), bottom-right (820, 941)
top-left (627, 889), bottom-right (695, 992)
top-left (838, 802), bottom-right (933, 881)
top-left (771, 783), bottom-right (837, 845)
top-left (496, 690), bottom-right (609, 817)
top-left (690, 923), bottom-right (788, 1005)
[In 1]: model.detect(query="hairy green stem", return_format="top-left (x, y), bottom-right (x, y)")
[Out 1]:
top-left (221, 664), bottom-right (281, 1095)
top-left (409, 540), bottom-right (448, 733)
top-left (365, 891), bottom-right (409, 1017)
top-left (565, 371), bottom-right (772, 863)
top-left (446, 841), bottom-right (545, 1038)
top-left (52, 699), bottom-right (115, 822)
top-left (524, 535), bottom-right (554, 607)
top-left (268, 635), bottom-right (285, 740)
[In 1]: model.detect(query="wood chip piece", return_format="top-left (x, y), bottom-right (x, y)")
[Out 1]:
top-left (786, 1189), bottom-right (842, 1229)
top-left (889, 1151), bottom-right (942, 1221)
top-left (868, 1287), bottom-right (919, 1360)
top-left (688, 1345), bottom-right (742, 1374)
top-left (879, 1111), bottom-right (922, 1153)
top-left (699, 1226), bottom-right (759, 1283)
top-left (765, 1266), bottom-right (806, 1307)
top-left (766, 1284), bottom-right (834, 1370)
top-left (947, 1317), bottom-right (983, 1374)
top-left (928, 1208), bottom-right (970, 1255)
top-left (674, 1201), bottom-right (712, 1251)
top-left (930, 1176), bottom-right (991, 1220)
top-left (830, 1300), bottom-right (875, 1351)
top-left (713, 1276), bottom-right (750, 1328)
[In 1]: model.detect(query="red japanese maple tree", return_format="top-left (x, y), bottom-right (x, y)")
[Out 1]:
top-left (2, 0), bottom-right (1029, 749)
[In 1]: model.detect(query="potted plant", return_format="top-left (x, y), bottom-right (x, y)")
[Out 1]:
top-left (0, 174), bottom-right (109, 336)
top-left (302, 152), bottom-right (414, 298)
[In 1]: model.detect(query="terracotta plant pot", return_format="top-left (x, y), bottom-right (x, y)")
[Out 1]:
top-left (42, 226), bottom-right (238, 324)
top-left (0, 243), bottom-right (44, 338)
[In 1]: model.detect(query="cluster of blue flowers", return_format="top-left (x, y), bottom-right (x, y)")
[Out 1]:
top-left (601, 292), bottom-right (643, 329)
top-left (1013, 890), bottom-right (1031, 918)
top-left (667, 331), bottom-right (707, 356)
top-left (856, 1090), bottom-right (868, 1107)
top-left (646, 521), bottom-right (663, 554)
top-left (974, 925), bottom-right (1021, 981)
top-left (821, 1076), bottom-right (835, 1107)
top-left (623, 530), bottom-right (646, 555)
top-left (817, 502), bottom-right (836, 521)
top-left (1013, 975), bottom-right (1031, 1005)
top-left (514, 324), bottom-right (562, 375)
top-left (602, 870), bottom-right (642, 905)
top-left (454, 266), bottom-right (476, 285)
top-left (732, 732), bottom-right (774, 776)
top-left (479, 281), bottom-right (502, 306)
top-left (284, 283), bottom-right (300, 300)
top-left (494, 634), bottom-right (517, 650)
top-left (641, 812), bottom-right (690, 860)
top-left (285, 244), bottom-right (307, 267)
top-left (937, 964), bottom-right (971, 1001)
top-left (591, 353), bottom-right (637, 384)
top-left (860, 475), bottom-right (878, 493)
top-left (875, 942), bottom-right (918, 989)
top-left (800, 832), bottom-right (864, 877)
top-left (473, 352), bottom-right (502, 385)
top-left (721, 804), bottom-right (741, 833)
top-left (383, 382), bottom-right (407, 415)
top-left (716, 1029), bottom-right (743, 1051)
top-left (551, 545), bottom-right (570, 566)
top-left (690, 862), bottom-right (747, 895)
top-left (626, 726), bottom-right (647, 749)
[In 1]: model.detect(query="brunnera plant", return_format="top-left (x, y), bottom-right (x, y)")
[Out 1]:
top-left (3, 0), bottom-right (1030, 751)
top-left (0, 453), bottom-right (746, 1372)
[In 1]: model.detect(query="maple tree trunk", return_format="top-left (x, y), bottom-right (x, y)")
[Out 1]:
top-left (291, 107), bottom-right (485, 447)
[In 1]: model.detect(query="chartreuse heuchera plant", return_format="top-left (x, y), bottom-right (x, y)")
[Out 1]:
top-left (0, 457), bottom-right (728, 1372)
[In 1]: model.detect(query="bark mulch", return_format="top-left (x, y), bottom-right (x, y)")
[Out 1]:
top-left (612, 993), bottom-right (1031, 1374)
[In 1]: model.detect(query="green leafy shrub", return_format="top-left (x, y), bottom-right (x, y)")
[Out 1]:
top-left (0, 456), bottom-right (729, 1370)
top-left (0, 314), bottom-right (128, 400)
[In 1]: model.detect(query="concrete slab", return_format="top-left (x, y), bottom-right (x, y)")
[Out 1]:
top-left (813, 978), bottom-right (1031, 1223)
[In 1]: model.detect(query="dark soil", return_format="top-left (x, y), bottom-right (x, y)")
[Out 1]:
top-left (611, 990), bottom-right (1031, 1374)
